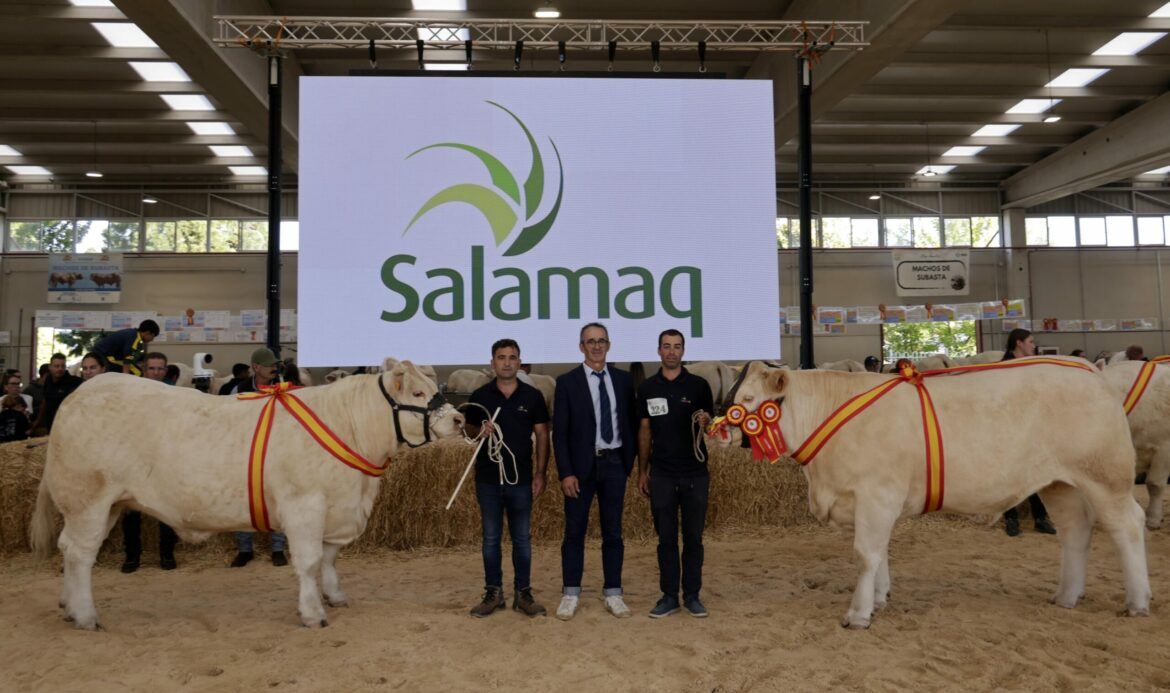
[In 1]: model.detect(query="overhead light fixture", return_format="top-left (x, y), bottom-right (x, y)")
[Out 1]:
top-left (942, 146), bottom-right (986, 157)
top-left (7, 166), bottom-right (52, 175)
top-left (916, 165), bottom-right (955, 176)
top-left (1006, 98), bottom-right (1060, 114)
top-left (971, 124), bottom-right (1021, 137)
top-left (423, 63), bottom-right (470, 71)
top-left (868, 194), bottom-right (881, 201)
top-left (229, 166), bottom-right (267, 176)
top-left (86, 171), bottom-right (103, 178)
top-left (209, 145), bottom-right (254, 157)
top-left (1153, 2), bottom-right (1170, 17)
top-left (70, 0), bottom-right (115, 5)
top-left (143, 196), bottom-right (158, 204)
top-left (91, 22), bottom-right (157, 48)
top-left (534, 3), bottom-right (561, 18)
top-left (187, 122), bottom-right (235, 135)
top-left (1144, 165), bottom-right (1170, 175)
top-left (161, 94), bottom-right (215, 111)
top-left (1044, 116), bottom-right (1061, 123)
top-left (410, 0), bottom-right (467, 9)
top-left (0, 145), bottom-right (20, 156)
top-left (129, 62), bottom-right (191, 82)
top-left (1046, 68), bottom-right (1109, 88)
top-left (1093, 32), bottom-right (1166, 56)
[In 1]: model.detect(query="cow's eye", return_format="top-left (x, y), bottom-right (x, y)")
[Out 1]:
top-left (742, 395), bottom-right (755, 404)
top-left (412, 391), bottom-right (424, 398)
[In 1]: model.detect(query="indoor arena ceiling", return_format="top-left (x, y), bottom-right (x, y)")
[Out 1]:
top-left (0, 0), bottom-right (1168, 208)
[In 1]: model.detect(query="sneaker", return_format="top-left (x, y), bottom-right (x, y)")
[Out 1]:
top-left (271, 551), bottom-right (289, 567)
top-left (604, 594), bottom-right (631, 618)
top-left (120, 557), bottom-right (140, 574)
top-left (648, 595), bottom-right (680, 619)
top-left (159, 556), bottom-right (178, 571)
top-left (683, 595), bottom-right (708, 618)
top-left (556, 594), bottom-right (579, 621)
top-left (513, 588), bottom-right (547, 617)
top-left (230, 551), bottom-right (254, 568)
top-left (470, 586), bottom-right (505, 618)
top-left (1034, 517), bottom-right (1057, 535)
top-left (1004, 516), bottom-right (1021, 537)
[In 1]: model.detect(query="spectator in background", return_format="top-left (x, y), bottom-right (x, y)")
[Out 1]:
top-left (1069, 349), bottom-right (1087, 359)
top-left (0, 393), bottom-right (31, 442)
top-left (217, 363), bottom-right (251, 396)
top-left (3, 373), bottom-right (34, 414)
top-left (1000, 329), bottom-right (1056, 537)
top-left (30, 353), bottom-right (82, 435)
top-left (282, 359), bottom-right (302, 386)
top-left (23, 364), bottom-right (49, 415)
top-left (79, 353), bottom-right (106, 381)
top-left (142, 352), bottom-right (168, 382)
top-left (93, 319), bottom-right (160, 376)
top-left (864, 356), bottom-right (882, 373)
top-left (164, 364), bottom-right (181, 386)
top-left (1126, 345), bottom-right (1147, 362)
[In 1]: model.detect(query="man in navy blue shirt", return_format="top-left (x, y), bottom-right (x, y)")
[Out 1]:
top-left (637, 329), bottom-right (714, 618)
top-left (93, 319), bottom-right (160, 376)
top-left (464, 339), bottom-right (551, 618)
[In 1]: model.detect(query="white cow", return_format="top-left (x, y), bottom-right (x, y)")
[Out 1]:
top-left (719, 360), bottom-right (1149, 628)
top-left (1103, 361), bottom-right (1170, 528)
top-left (686, 361), bottom-right (736, 406)
top-left (324, 369), bottom-right (351, 384)
top-left (29, 360), bottom-right (463, 630)
top-left (446, 368), bottom-right (492, 393)
top-left (527, 373), bottom-right (556, 414)
top-left (952, 351), bottom-right (1004, 366)
top-left (818, 359), bottom-right (866, 373)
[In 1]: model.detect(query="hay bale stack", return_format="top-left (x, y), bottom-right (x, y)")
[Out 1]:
top-left (0, 437), bottom-right (813, 556)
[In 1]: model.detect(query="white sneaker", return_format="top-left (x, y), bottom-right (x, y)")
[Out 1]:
top-left (604, 595), bottom-right (631, 618)
top-left (556, 595), bottom-right (579, 621)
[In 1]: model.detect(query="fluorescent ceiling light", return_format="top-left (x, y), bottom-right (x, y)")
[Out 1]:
top-left (1093, 32), bottom-right (1166, 56)
top-left (161, 94), bottom-right (215, 111)
top-left (91, 22), bottom-right (157, 48)
top-left (971, 124), bottom-right (1021, 137)
top-left (143, 196), bottom-right (158, 204)
top-left (534, 5), bottom-right (561, 18)
top-left (423, 63), bottom-right (470, 71)
top-left (86, 171), bottom-right (103, 178)
top-left (229, 166), bottom-right (267, 176)
top-left (868, 194), bottom-right (881, 200)
top-left (411, 0), bottom-right (467, 9)
top-left (70, 0), bottom-right (115, 6)
top-left (942, 146), bottom-right (986, 157)
top-left (209, 145), bottom-right (254, 157)
top-left (0, 145), bottom-right (20, 156)
top-left (1046, 68), bottom-right (1109, 88)
top-left (187, 122), bottom-right (234, 135)
top-left (129, 62), bottom-right (191, 82)
top-left (1044, 116), bottom-right (1062, 123)
top-left (1006, 98), bottom-right (1060, 114)
top-left (917, 165), bottom-right (956, 176)
top-left (6, 166), bottom-right (52, 175)
top-left (1153, 3), bottom-right (1170, 17)
top-left (1144, 165), bottom-right (1170, 175)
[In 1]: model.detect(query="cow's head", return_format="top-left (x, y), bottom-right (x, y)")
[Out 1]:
top-left (708, 361), bottom-right (789, 449)
top-left (378, 359), bottom-right (463, 449)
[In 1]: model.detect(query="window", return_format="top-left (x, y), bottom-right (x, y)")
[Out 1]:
top-left (210, 219), bottom-right (241, 252)
top-left (7, 220), bottom-right (51, 251)
top-left (76, 220), bottom-right (138, 252)
top-left (885, 218), bottom-right (912, 247)
top-left (1137, 216), bottom-right (1165, 245)
top-left (913, 217), bottom-right (941, 247)
top-left (1047, 216), bottom-right (1077, 247)
top-left (944, 218), bottom-right (971, 246)
top-left (971, 216), bottom-right (1001, 247)
top-left (1080, 217), bottom-right (1106, 245)
top-left (1105, 215), bottom-right (1135, 246)
top-left (821, 217), bottom-right (851, 249)
top-left (776, 217), bottom-right (792, 248)
top-left (243, 220), bottom-right (268, 251)
top-left (851, 218), bottom-right (879, 247)
top-left (144, 220), bottom-right (208, 252)
top-left (1025, 217), bottom-right (1048, 246)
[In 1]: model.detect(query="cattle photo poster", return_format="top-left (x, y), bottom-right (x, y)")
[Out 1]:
top-left (298, 76), bottom-right (778, 366)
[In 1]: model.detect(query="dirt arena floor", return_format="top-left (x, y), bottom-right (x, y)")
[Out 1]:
top-left (4, 500), bottom-right (1170, 693)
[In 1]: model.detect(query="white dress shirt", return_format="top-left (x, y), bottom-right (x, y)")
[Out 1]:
top-left (583, 363), bottom-right (621, 450)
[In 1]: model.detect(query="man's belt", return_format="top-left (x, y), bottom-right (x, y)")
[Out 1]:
top-left (594, 447), bottom-right (621, 457)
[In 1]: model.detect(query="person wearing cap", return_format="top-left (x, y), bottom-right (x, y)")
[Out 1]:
top-left (863, 356), bottom-right (881, 373)
top-left (93, 319), bottom-right (160, 376)
top-left (221, 347), bottom-right (288, 567)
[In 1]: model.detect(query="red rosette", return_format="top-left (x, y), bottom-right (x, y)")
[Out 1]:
top-left (725, 404), bottom-right (747, 426)
top-left (742, 413), bottom-right (763, 436)
top-left (758, 400), bottom-right (781, 424)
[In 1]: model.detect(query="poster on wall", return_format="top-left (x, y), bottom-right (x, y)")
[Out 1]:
top-left (298, 76), bottom-right (779, 366)
top-left (891, 249), bottom-right (970, 297)
top-left (47, 253), bottom-right (123, 304)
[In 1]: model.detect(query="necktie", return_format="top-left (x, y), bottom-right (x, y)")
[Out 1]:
top-left (592, 370), bottom-right (613, 444)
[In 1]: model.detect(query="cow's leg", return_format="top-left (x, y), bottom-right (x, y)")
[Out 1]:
top-left (59, 504), bottom-right (117, 630)
top-left (873, 547), bottom-right (891, 610)
top-left (1144, 447), bottom-right (1170, 530)
top-left (321, 542), bottom-right (347, 608)
top-left (842, 501), bottom-right (899, 629)
top-left (1091, 489), bottom-right (1151, 616)
top-left (283, 504), bottom-right (328, 628)
top-left (1039, 483), bottom-right (1092, 608)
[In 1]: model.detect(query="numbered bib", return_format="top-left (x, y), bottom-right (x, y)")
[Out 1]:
top-left (647, 397), bottom-right (669, 417)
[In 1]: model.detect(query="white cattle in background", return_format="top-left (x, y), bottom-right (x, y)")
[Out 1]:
top-left (1103, 361), bottom-right (1170, 528)
top-left (952, 351), bottom-right (1005, 366)
top-left (324, 369), bottom-right (351, 384)
top-left (446, 368), bottom-right (492, 394)
top-left (717, 359), bottom-right (1149, 628)
top-left (818, 359), bottom-right (866, 373)
top-left (686, 361), bottom-right (736, 406)
top-left (30, 361), bottom-right (464, 630)
top-left (527, 373), bottom-right (556, 414)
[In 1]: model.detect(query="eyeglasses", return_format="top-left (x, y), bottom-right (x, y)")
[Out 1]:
top-left (581, 339), bottom-right (610, 348)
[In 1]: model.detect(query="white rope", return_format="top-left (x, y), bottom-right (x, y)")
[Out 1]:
top-left (445, 403), bottom-right (519, 510)
top-left (692, 410), bottom-right (708, 463)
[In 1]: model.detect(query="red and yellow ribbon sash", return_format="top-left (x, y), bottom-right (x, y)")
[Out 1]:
top-left (1122, 355), bottom-right (1170, 415)
top-left (238, 382), bottom-right (387, 532)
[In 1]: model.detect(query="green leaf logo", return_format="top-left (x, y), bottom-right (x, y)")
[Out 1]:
top-left (403, 101), bottom-right (564, 256)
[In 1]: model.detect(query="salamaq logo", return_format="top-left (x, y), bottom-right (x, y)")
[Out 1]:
top-left (381, 101), bottom-right (704, 336)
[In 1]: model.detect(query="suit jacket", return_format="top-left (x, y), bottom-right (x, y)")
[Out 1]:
top-left (553, 363), bottom-right (638, 480)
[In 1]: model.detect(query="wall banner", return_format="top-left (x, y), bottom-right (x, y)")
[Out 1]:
top-left (47, 253), bottom-right (123, 304)
top-left (891, 249), bottom-right (970, 297)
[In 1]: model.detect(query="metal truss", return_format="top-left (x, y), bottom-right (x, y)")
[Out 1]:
top-left (214, 17), bottom-right (866, 52)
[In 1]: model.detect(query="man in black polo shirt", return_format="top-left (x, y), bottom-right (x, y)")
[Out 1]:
top-left (465, 338), bottom-right (551, 618)
top-left (637, 329), bottom-right (714, 619)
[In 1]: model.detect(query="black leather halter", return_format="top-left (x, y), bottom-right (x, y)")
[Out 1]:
top-left (377, 375), bottom-right (449, 449)
top-left (723, 361), bottom-right (786, 449)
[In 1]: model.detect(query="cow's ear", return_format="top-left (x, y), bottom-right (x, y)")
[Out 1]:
top-left (382, 357), bottom-right (399, 372)
top-left (766, 368), bottom-right (788, 394)
top-left (389, 362), bottom-right (407, 393)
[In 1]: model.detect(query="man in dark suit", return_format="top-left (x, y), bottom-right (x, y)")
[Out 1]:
top-left (553, 322), bottom-right (638, 620)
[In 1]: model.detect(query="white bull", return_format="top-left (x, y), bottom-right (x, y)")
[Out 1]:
top-left (721, 359), bottom-right (1149, 628)
top-left (446, 368), bottom-right (492, 393)
top-left (818, 359), bottom-right (866, 373)
top-left (527, 373), bottom-right (556, 414)
top-left (1103, 361), bottom-right (1170, 528)
top-left (952, 351), bottom-right (1004, 366)
top-left (686, 361), bottom-right (736, 406)
top-left (29, 360), bottom-right (464, 630)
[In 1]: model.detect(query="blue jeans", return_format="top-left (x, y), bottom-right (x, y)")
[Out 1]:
top-left (235, 531), bottom-right (286, 553)
top-left (562, 452), bottom-right (627, 596)
top-left (476, 481), bottom-right (534, 590)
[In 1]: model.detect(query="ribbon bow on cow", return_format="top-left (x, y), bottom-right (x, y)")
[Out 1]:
top-left (238, 382), bottom-right (387, 532)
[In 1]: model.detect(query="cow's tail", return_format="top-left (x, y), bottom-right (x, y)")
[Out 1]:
top-left (29, 473), bottom-right (58, 560)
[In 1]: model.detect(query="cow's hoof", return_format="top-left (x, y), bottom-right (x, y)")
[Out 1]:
top-left (73, 620), bottom-right (102, 632)
top-left (1146, 519), bottom-right (1162, 531)
top-left (873, 596), bottom-right (889, 610)
top-left (1126, 605), bottom-right (1150, 617)
top-left (840, 614), bottom-right (871, 630)
top-left (1049, 594), bottom-right (1080, 609)
top-left (324, 595), bottom-right (348, 608)
top-left (301, 617), bottom-right (329, 628)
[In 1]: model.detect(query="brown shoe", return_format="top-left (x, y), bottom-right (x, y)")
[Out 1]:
top-left (470, 586), bottom-right (505, 618)
top-left (512, 587), bottom-right (547, 617)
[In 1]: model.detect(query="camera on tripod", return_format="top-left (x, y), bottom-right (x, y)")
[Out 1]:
top-left (192, 352), bottom-right (214, 393)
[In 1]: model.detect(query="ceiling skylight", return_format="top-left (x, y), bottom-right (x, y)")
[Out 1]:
top-left (161, 94), bottom-right (215, 111)
top-left (971, 124), bottom-right (1021, 137)
top-left (917, 165), bottom-right (956, 175)
top-left (423, 63), bottom-right (470, 71)
top-left (210, 146), bottom-right (254, 157)
top-left (1094, 33), bottom-right (1166, 56)
top-left (70, 0), bottom-right (115, 6)
top-left (942, 146), bottom-right (986, 157)
top-left (411, 0), bottom-right (467, 9)
top-left (229, 166), bottom-right (267, 176)
top-left (1153, 3), bottom-right (1170, 17)
top-left (0, 145), bottom-right (21, 156)
top-left (129, 62), bottom-right (191, 82)
top-left (1144, 165), bottom-right (1170, 175)
top-left (91, 22), bottom-right (157, 48)
top-left (1044, 116), bottom-right (1062, 123)
top-left (6, 166), bottom-right (52, 175)
top-left (1046, 68), bottom-right (1109, 88)
top-left (187, 122), bottom-right (235, 135)
top-left (1006, 99), bottom-right (1060, 114)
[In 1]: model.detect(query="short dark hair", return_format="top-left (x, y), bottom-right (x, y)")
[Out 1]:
top-left (579, 322), bottom-right (608, 342)
top-left (491, 338), bottom-right (521, 357)
top-left (81, 352), bottom-right (105, 370)
top-left (231, 363), bottom-right (250, 378)
top-left (38, 363), bottom-right (50, 376)
top-left (138, 319), bottom-right (161, 336)
top-left (50, 353), bottom-right (66, 363)
top-left (165, 364), bottom-right (180, 381)
top-left (1126, 344), bottom-right (1145, 361)
top-left (657, 329), bottom-right (685, 347)
top-left (145, 351), bottom-right (168, 365)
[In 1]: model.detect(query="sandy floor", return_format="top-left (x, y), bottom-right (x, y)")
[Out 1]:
top-left (4, 510), bottom-right (1170, 693)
